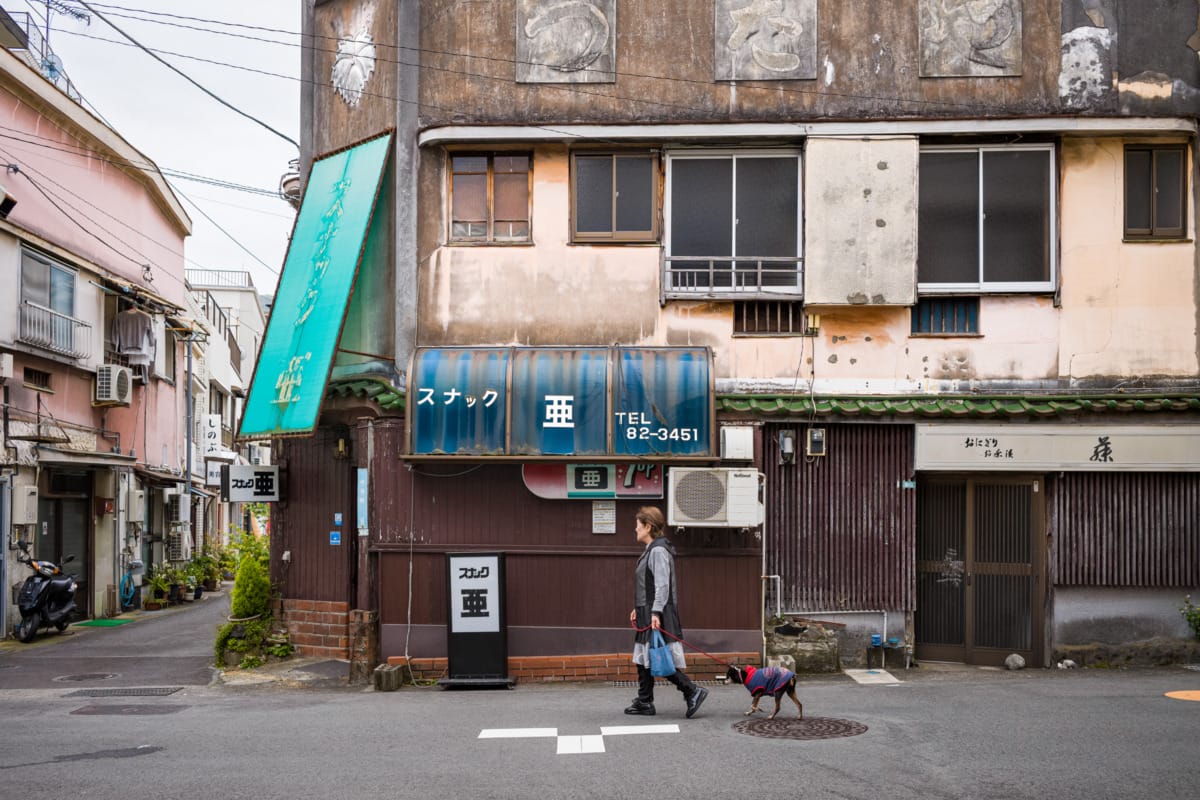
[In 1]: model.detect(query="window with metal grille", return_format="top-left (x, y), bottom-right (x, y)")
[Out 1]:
top-left (23, 367), bottom-right (51, 390)
top-left (734, 301), bottom-right (806, 335)
top-left (1125, 144), bottom-right (1187, 240)
top-left (911, 297), bottom-right (980, 335)
top-left (665, 150), bottom-right (802, 298)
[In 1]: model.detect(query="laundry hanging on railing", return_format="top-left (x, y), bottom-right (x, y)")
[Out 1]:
top-left (111, 308), bottom-right (156, 367)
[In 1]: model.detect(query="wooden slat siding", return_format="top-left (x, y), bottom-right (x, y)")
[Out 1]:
top-left (380, 550), bottom-right (759, 630)
top-left (1052, 472), bottom-right (1200, 587)
top-left (766, 423), bottom-right (916, 612)
top-left (273, 428), bottom-right (357, 602)
top-left (373, 463), bottom-right (760, 635)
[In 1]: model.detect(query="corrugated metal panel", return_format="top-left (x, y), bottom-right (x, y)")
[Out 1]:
top-left (272, 427), bottom-right (356, 602)
top-left (1052, 472), bottom-right (1200, 587)
top-left (766, 423), bottom-right (915, 612)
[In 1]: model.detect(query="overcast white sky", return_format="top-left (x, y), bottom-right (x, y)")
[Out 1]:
top-left (13, 0), bottom-right (302, 298)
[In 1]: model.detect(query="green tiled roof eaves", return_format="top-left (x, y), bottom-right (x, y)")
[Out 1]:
top-left (327, 378), bottom-right (406, 411)
top-left (715, 395), bottom-right (1200, 418)
top-left (320, 384), bottom-right (1200, 418)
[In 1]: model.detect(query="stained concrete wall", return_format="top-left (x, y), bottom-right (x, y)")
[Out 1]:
top-left (804, 137), bottom-right (918, 306)
top-left (1054, 587), bottom-right (1200, 645)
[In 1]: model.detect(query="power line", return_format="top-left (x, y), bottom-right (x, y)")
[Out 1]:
top-left (173, 185), bottom-right (278, 276)
top-left (73, 1), bottom-right (298, 147)
top-left (0, 121), bottom-right (280, 196)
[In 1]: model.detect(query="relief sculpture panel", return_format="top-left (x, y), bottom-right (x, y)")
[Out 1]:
top-left (714, 0), bottom-right (818, 81)
top-left (516, 0), bottom-right (616, 83)
top-left (919, 0), bottom-right (1023, 77)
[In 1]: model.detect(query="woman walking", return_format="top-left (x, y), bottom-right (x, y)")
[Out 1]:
top-left (626, 506), bottom-right (708, 718)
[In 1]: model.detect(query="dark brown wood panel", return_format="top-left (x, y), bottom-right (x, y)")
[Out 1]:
top-left (273, 428), bottom-right (357, 603)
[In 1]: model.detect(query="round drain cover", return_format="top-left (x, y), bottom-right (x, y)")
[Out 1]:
top-left (733, 716), bottom-right (868, 741)
top-left (54, 673), bottom-right (117, 683)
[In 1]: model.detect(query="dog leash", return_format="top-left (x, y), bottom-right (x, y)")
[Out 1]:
top-left (632, 621), bottom-right (733, 668)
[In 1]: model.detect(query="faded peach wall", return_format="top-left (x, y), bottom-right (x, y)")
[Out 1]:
top-left (420, 146), bottom-right (662, 346)
top-left (418, 137), bottom-right (1197, 389)
top-left (1057, 137), bottom-right (1198, 379)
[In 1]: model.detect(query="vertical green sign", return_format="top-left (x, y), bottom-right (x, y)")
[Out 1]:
top-left (239, 133), bottom-right (392, 439)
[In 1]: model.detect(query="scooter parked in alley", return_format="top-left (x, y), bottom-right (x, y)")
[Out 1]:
top-left (12, 540), bottom-right (78, 643)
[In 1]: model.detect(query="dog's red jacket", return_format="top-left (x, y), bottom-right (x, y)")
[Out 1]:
top-left (743, 665), bottom-right (795, 697)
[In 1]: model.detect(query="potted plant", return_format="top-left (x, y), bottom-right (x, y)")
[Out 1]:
top-left (145, 568), bottom-right (170, 610)
top-left (165, 565), bottom-right (187, 604)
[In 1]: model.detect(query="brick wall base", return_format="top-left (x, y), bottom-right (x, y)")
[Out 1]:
top-left (386, 652), bottom-right (761, 684)
top-left (279, 599), bottom-right (351, 659)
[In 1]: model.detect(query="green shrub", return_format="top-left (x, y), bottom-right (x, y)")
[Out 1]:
top-left (230, 554), bottom-right (271, 619)
top-left (1181, 596), bottom-right (1200, 641)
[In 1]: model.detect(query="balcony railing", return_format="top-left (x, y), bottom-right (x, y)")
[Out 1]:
top-left (664, 256), bottom-right (803, 300)
top-left (185, 269), bottom-right (253, 288)
top-left (18, 301), bottom-right (90, 359)
top-left (227, 328), bottom-right (242, 379)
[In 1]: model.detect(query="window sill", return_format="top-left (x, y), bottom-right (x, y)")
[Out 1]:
top-left (1121, 237), bottom-right (1192, 244)
top-left (731, 331), bottom-right (807, 338)
top-left (446, 240), bottom-right (533, 247)
top-left (909, 332), bottom-right (983, 338)
top-left (568, 240), bottom-right (660, 246)
top-left (22, 382), bottom-right (54, 394)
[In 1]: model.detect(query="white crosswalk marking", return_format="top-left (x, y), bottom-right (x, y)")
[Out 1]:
top-left (479, 724), bottom-right (679, 755)
top-left (478, 728), bottom-right (558, 739)
top-left (556, 735), bottom-right (606, 754)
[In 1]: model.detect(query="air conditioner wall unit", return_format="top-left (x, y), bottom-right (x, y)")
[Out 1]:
top-left (94, 364), bottom-right (133, 405)
top-left (668, 467), bottom-right (764, 528)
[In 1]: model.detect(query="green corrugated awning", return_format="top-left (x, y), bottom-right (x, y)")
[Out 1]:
top-left (239, 133), bottom-right (393, 439)
top-left (714, 394), bottom-right (1200, 418)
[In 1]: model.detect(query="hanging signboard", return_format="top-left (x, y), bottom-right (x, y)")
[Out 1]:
top-left (915, 424), bottom-right (1200, 471)
top-left (238, 132), bottom-right (393, 440)
top-left (220, 465), bottom-right (281, 502)
top-left (408, 346), bottom-right (712, 460)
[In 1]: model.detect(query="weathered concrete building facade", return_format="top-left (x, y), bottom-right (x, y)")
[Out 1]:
top-left (254, 0), bottom-right (1200, 676)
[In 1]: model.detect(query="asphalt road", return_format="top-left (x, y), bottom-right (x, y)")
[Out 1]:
top-left (0, 588), bottom-right (227, 689)
top-left (2, 599), bottom-right (1198, 800)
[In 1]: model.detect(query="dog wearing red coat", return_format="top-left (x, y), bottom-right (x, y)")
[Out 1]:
top-left (727, 664), bottom-right (804, 721)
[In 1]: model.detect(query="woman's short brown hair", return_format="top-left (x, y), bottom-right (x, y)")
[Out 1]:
top-left (636, 506), bottom-right (666, 538)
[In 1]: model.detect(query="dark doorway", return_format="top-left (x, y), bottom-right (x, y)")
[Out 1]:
top-left (915, 476), bottom-right (1045, 667)
top-left (38, 471), bottom-right (91, 620)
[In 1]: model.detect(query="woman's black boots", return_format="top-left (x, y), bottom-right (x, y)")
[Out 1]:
top-left (624, 665), bottom-right (656, 715)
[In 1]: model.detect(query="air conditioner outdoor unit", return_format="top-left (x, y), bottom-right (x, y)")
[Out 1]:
top-left (94, 364), bottom-right (133, 405)
top-left (668, 467), bottom-right (764, 528)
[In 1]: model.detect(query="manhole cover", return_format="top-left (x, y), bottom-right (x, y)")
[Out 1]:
top-left (733, 716), bottom-right (868, 740)
top-left (70, 705), bottom-right (185, 716)
top-left (66, 687), bottom-right (183, 698)
top-left (54, 673), bottom-right (117, 683)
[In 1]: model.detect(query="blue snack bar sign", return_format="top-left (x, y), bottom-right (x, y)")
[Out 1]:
top-left (409, 346), bottom-right (712, 459)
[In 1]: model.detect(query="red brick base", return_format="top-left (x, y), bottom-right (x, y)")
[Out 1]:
top-left (278, 599), bottom-right (351, 659)
top-left (386, 652), bottom-right (760, 684)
